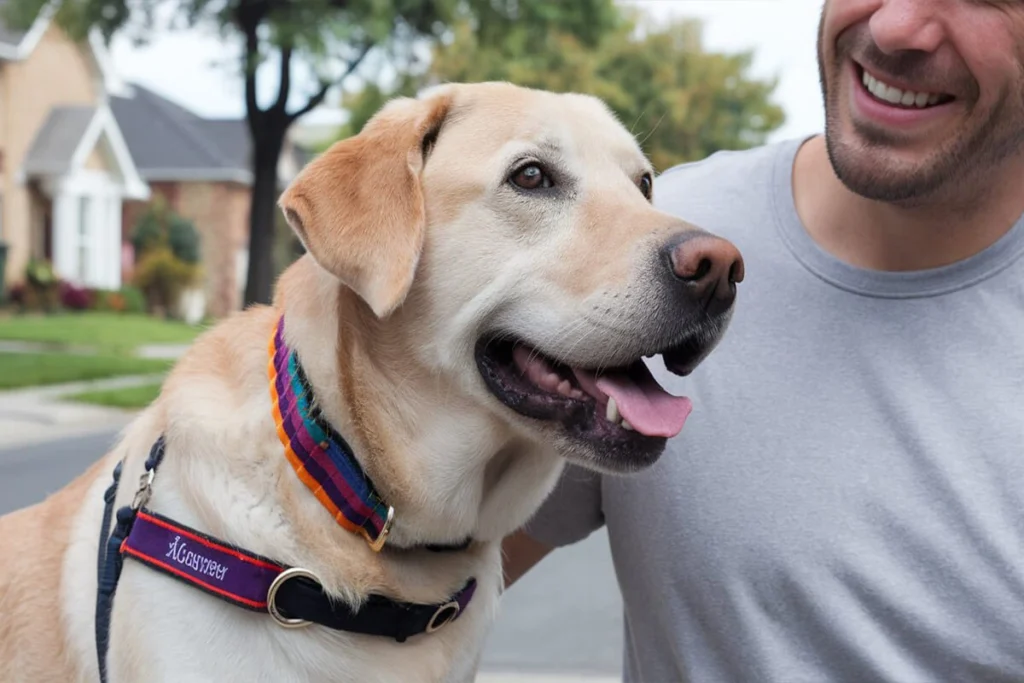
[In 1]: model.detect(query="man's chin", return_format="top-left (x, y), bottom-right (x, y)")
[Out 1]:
top-left (824, 131), bottom-right (957, 204)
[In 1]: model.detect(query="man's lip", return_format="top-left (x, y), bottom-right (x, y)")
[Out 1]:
top-left (849, 60), bottom-right (959, 128)
top-left (853, 59), bottom-right (956, 100)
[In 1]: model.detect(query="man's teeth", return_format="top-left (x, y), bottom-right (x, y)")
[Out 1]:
top-left (605, 397), bottom-right (634, 431)
top-left (862, 70), bottom-right (942, 108)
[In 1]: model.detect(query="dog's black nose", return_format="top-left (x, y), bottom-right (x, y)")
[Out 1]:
top-left (665, 231), bottom-right (744, 317)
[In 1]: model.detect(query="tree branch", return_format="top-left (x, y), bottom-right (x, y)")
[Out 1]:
top-left (272, 44), bottom-right (294, 116)
top-left (286, 42), bottom-right (373, 124)
top-left (285, 80), bottom-right (333, 124)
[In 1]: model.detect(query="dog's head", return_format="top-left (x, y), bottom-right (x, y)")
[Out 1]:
top-left (279, 82), bottom-right (743, 475)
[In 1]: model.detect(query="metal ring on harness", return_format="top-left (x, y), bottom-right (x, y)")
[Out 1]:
top-left (266, 567), bottom-right (322, 629)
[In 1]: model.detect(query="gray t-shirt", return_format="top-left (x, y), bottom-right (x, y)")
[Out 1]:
top-left (523, 137), bottom-right (1024, 683)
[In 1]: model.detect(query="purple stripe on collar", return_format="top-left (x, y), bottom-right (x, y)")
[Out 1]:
top-left (269, 315), bottom-right (392, 545)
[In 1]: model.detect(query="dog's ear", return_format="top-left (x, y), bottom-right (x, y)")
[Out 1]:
top-left (278, 90), bottom-right (453, 318)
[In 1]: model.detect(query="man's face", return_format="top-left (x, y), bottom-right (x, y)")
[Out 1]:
top-left (817, 0), bottom-right (1024, 205)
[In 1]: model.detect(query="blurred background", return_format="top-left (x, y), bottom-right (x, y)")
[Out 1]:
top-left (0, 0), bottom-right (824, 680)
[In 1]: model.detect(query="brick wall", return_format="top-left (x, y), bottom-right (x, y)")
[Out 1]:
top-left (122, 180), bottom-right (251, 319)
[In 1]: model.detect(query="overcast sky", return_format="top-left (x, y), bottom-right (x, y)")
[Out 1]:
top-left (107, 0), bottom-right (827, 144)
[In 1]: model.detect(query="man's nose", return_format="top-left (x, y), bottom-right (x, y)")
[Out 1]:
top-left (869, 0), bottom-right (946, 54)
top-left (665, 231), bottom-right (744, 318)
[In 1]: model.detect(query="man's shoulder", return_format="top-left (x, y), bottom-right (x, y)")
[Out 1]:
top-left (653, 139), bottom-right (804, 207)
top-left (656, 137), bottom-right (801, 186)
top-left (651, 137), bottom-right (807, 240)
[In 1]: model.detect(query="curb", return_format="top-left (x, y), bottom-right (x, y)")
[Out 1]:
top-left (0, 373), bottom-right (165, 450)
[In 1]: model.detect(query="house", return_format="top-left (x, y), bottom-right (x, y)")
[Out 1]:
top-left (110, 86), bottom-right (305, 317)
top-left (0, 0), bottom-right (309, 318)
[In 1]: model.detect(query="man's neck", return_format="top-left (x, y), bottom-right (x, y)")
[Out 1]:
top-left (792, 135), bottom-right (1024, 272)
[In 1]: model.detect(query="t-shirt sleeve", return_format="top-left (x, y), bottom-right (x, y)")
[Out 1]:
top-left (521, 464), bottom-right (605, 547)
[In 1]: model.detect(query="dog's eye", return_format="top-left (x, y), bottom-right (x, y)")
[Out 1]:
top-left (511, 163), bottom-right (553, 190)
top-left (638, 173), bottom-right (653, 200)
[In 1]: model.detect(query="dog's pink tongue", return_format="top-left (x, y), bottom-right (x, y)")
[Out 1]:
top-left (573, 365), bottom-right (693, 438)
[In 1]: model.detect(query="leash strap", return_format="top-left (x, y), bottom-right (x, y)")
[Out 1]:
top-left (94, 436), bottom-right (166, 683)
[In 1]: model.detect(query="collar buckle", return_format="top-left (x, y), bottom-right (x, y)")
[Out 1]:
top-left (362, 505), bottom-right (395, 553)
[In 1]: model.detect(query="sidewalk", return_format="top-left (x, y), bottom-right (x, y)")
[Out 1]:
top-left (477, 676), bottom-right (617, 682)
top-left (0, 337), bottom-right (190, 450)
top-left (0, 374), bottom-right (161, 449)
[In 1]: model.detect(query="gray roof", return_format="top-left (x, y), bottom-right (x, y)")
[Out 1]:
top-left (0, 0), bottom-right (29, 49)
top-left (22, 105), bottom-right (97, 175)
top-left (22, 83), bottom-right (309, 185)
top-left (110, 85), bottom-right (254, 183)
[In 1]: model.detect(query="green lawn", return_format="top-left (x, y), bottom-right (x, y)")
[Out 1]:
top-left (0, 352), bottom-right (172, 390)
top-left (64, 382), bottom-right (164, 409)
top-left (0, 313), bottom-right (204, 353)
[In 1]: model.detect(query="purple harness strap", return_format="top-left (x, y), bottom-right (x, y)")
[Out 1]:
top-left (120, 509), bottom-right (285, 611)
top-left (115, 503), bottom-right (478, 641)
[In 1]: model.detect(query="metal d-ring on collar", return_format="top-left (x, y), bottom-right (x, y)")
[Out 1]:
top-left (426, 600), bottom-right (462, 633)
top-left (267, 567), bottom-right (322, 629)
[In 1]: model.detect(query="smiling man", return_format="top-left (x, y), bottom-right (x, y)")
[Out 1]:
top-left (501, 1), bottom-right (1024, 680)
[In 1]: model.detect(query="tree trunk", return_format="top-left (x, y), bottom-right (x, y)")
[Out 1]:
top-left (234, 4), bottom-right (365, 308)
top-left (242, 127), bottom-right (285, 307)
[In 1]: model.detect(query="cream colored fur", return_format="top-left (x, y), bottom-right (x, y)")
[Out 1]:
top-left (0, 81), bottom-right (731, 683)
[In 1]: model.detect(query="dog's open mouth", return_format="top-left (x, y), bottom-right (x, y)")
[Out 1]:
top-left (475, 335), bottom-right (704, 446)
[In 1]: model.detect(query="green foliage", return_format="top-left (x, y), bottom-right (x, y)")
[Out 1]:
top-left (19, 259), bottom-right (60, 313)
top-left (117, 285), bottom-right (148, 314)
top-left (336, 7), bottom-right (784, 172)
top-left (417, 9), bottom-right (785, 172)
top-left (133, 247), bottom-right (202, 319)
top-left (132, 198), bottom-right (201, 265)
top-left (86, 285), bottom-right (147, 314)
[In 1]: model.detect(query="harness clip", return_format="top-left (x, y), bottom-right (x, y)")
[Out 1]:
top-left (130, 469), bottom-right (155, 510)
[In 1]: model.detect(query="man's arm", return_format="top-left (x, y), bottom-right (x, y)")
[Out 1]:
top-left (501, 529), bottom-right (554, 588)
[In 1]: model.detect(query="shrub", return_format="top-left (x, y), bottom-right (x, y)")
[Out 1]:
top-left (59, 282), bottom-right (92, 310)
top-left (21, 259), bottom-right (60, 312)
top-left (130, 197), bottom-right (204, 318)
top-left (133, 247), bottom-right (201, 318)
top-left (118, 285), bottom-right (147, 314)
top-left (131, 198), bottom-right (201, 265)
top-left (167, 216), bottom-right (200, 264)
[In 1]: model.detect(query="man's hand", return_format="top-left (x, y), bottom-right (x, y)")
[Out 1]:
top-left (501, 529), bottom-right (554, 588)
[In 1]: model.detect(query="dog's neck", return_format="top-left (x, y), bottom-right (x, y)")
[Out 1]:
top-left (276, 259), bottom-right (565, 551)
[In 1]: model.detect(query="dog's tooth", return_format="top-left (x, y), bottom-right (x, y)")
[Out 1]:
top-left (621, 419), bottom-right (634, 431)
top-left (606, 397), bottom-right (620, 423)
top-left (571, 389), bottom-right (584, 399)
top-left (557, 379), bottom-right (573, 396)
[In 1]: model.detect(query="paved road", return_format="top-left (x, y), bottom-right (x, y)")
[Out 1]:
top-left (0, 430), bottom-right (624, 678)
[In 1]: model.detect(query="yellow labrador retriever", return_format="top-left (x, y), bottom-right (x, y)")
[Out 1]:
top-left (0, 81), bottom-right (743, 683)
